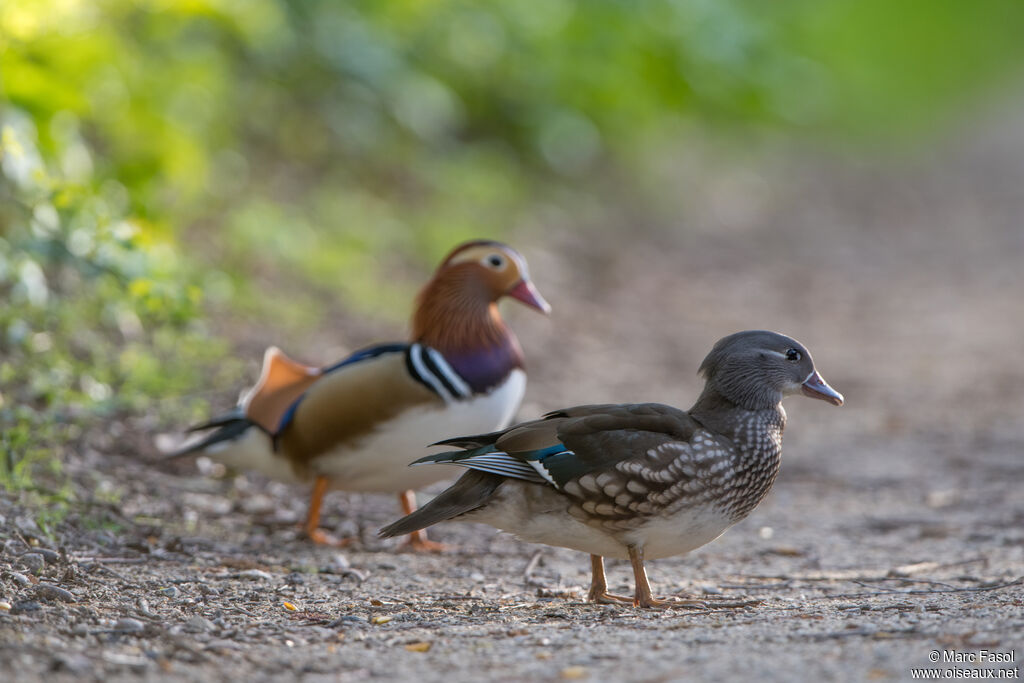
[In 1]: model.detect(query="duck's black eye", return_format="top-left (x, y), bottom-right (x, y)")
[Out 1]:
top-left (785, 348), bottom-right (802, 362)
top-left (486, 254), bottom-right (505, 268)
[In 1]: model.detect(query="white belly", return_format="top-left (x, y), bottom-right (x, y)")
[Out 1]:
top-left (623, 507), bottom-right (734, 560)
top-left (312, 369), bottom-right (527, 492)
top-left (466, 479), bottom-right (735, 560)
top-left (202, 427), bottom-right (307, 485)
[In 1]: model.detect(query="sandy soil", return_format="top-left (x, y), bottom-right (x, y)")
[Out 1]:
top-left (2, 104), bottom-right (1023, 682)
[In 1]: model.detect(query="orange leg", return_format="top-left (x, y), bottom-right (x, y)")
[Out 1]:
top-left (397, 490), bottom-right (447, 552)
top-left (304, 476), bottom-right (355, 547)
top-left (628, 545), bottom-right (706, 609)
top-left (587, 554), bottom-right (633, 604)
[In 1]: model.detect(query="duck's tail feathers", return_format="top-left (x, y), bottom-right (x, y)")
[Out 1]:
top-left (166, 411), bottom-right (261, 460)
top-left (184, 406), bottom-right (246, 434)
top-left (378, 471), bottom-right (503, 538)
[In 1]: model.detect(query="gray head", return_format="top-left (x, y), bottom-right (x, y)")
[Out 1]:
top-left (698, 330), bottom-right (844, 411)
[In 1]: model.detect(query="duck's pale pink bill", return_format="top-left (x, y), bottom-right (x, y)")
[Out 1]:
top-left (801, 371), bottom-right (844, 406)
top-left (508, 279), bottom-right (551, 314)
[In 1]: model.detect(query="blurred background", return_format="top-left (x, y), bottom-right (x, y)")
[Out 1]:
top-left (2, 0), bottom-right (1024, 512)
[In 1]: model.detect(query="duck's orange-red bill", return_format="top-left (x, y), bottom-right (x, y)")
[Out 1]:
top-left (508, 279), bottom-right (551, 314)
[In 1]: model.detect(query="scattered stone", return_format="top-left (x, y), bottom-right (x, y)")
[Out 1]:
top-left (184, 615), bottom-right (216, 633)
top-left (7, 571), bottom-right (32, 587)
top-left (112, 617), bottom-right (146, 634)
top-left (53, 653), bottom-right (92, 674)
top-left (3, 539), bottom-right (21, 555)
top-left (137, 598), bottom-right (158, 618)
top-left (35, 583), bottom-right (76, 603)
top-left (19, 553), bottom-right (45, 574)
top-left (34, 548), bottom-right (60, 563)
top-left (11, 600), bottom-right (42, 615)
top-left (561, 666), bottom-right (589, 679)
top-left (15, 516), bottom-right (42, 537)
top-left (159, 586), bottom-right (179, 598)
top-left (0, 601), bottom-right (11, 611)
top-left (889, 561), bottom-right (940, 577)
top-left (237, 569), bottom-right (273, 581)
top-left (926, 490), bottom-right (958, 508)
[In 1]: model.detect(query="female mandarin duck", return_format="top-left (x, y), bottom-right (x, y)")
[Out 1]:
top-left (380, 330), bottom-right (843, 604)
top-left (175, 240), bottom-right (549, 550)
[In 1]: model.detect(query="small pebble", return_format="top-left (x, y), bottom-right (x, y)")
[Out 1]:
top-left (0, 601), bottom-right (11, 611)
top-left (34, 548), bottom-right (60, 563)
top-left (19, 553), bottom-right (45, 574)
top-left (469, 572), bottom-right (486, 582)
top-left (158, 586), bottom-right (179, 598)
top-left (237, 569), bottom-right (273, 581)
top-left (35, 583), bottom-right (76, 603)
top-left (54, 653), bottom-right (92, 674)
top-left (3, 539), bottom-right (26, 556)
top-left (7, 572), bottom-right (31, 587)
top-left (184, 615), bottom-right (216, 633)
top-left (113, 617), bottom-right (146, 634)
top-left (137, 598), bottom-right (157, 618)
top-left (7, 573), bottom-right (32, 589)
top-left (11, 600), bottom-right (42, 615)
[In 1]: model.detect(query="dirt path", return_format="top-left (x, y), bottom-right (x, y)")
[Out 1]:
top-left (3, 109), bottom-right (1024, 682)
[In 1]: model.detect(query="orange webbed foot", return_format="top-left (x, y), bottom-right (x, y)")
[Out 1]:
top-left (306, 528), bottom-right (357, 548)
top-left (587, 589), bottom-right (634, 605)
top-left (399, 530), bottom-right (449, 553)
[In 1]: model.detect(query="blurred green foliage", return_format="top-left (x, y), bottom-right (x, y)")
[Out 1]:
top-left (2, 0), bottom-right (1024, 490)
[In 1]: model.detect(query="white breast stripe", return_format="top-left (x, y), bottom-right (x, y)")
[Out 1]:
top-left (408, 344), bottom-right (453, 402)
top-left (425, 347), bottom-right (472, 398)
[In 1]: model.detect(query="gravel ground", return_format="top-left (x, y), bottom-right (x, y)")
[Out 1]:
top-left (3, 105), bottom-right (1024, 682)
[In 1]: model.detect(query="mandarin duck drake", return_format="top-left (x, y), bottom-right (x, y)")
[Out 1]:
top-left (173, 240), bottom-right (549, 550)
top-left (380, 330), bottom-right (843, 605)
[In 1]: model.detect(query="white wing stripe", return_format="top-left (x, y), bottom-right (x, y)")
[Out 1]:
top-left (450, 452), bottom-right (547, 483)
top-left (528, 460), bottom-right (559, 487)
